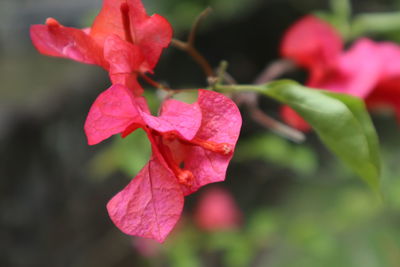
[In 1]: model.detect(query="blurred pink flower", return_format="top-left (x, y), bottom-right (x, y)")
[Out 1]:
top-left (280, 15), bottom-right (400, 129)
top-left (194, 187), bottom-right (241, 231)
top-left (132, 237), bottom-right (162, 258)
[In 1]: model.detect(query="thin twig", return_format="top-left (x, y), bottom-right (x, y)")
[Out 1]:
top-left (170, 10), bottom-right (304, 142)
top-left (140, 73), bottom-right (172, 91)
top-left (171, 39), bottom-right (215, 77)
top-left (223, 59), bottom-right (304, 142)
top-left (254, 59), bottom-right (297, 85)
top-left (209, 60), bottom-right (229, 87)
top-left (249, 107), bottom-right (305, 143)
top-left (170, 7), bottom-right (215, 78)
top-left (188, 7), bottom-right (213, 46)
top-left (222, 71), bottom-right (237, 85)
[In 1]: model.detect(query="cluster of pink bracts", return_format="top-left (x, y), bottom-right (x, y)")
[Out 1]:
top-left (30, 0), bottom-right (242, 243)
top-left (280, 15), bottom-right (400, 131)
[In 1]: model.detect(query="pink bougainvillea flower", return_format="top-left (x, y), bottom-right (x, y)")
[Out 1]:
top-left (365, 42), bottom-right (400, 122)
top-left (194, 187), bottom-right (241, 231)
top-left (280, 105), bottom-right (311, 132)
top-left (85, 85), bottom-right (242, 242)
top-left (280, 15), bottom-right (400, 130)
top-left (30, 0), bottom-right (172, 95)
top-left (280, 15), bottom-right (343, 80)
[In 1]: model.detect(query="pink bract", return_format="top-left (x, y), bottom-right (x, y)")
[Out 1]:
top-left (280, 15), bottom-right (400, 130)
top-left (85, 86), bottom-right (242, 242)
top-left (107, 156), bottom-right (184, 242)
top-left (30, 0), bottom-right (172, 95)
top-left (194, 187), bottom-right (241, 231)
top-left (280, 15), bottom-right (343, 74)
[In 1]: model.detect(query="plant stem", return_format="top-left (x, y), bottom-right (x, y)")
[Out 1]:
top-left (171, 39), bottom-right (214, 77)
top-left (140, 74), bottom-right (172, 91)
top-left (214, 83), bottom-right (305, 143)
top-left (214, 84), bottom-right (265, 94)
top-left (170, 7), bottom-right (215, 79)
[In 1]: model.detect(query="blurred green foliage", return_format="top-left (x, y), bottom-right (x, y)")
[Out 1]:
top-left (89, 130), bottom-right (151, 180)
top-left (236, 134), bottom-right (317, 176)
top-left (317, 0), bottom-right (400, 41)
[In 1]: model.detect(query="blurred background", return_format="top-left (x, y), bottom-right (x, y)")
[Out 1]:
top-left (2, 0), bottom-right (400, 266)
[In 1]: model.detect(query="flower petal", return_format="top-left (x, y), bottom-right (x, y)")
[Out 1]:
top-left (365, 42), bottom-right (400, 119)
top-left (141, 99), bottom-right (202, 140)
top-left (310, 39), bottom-right (382, 98)
top-left (134, 14), bottom-right (173, 70)
top-left (367, 78), bottom-right (400, 121)
top-left (84, 84), bottom-right (147, 145)
top-left (373, 42), bottom-right (400, 78)
top-left (104, 35), bottom-right (144, 76)
top-left (281, 15), bottom-right (343, 69)
top-left (194, 187), bottom-right (241, 231)
top-left (182, 90), bottom-right (242, 194)
top-left (90, 0), bottom-right (145, 44)
top-left (196, 90), bottom-right (242, 144)
top-left (104, 35), bottom-right (145, 95)
top-left (90, 0), bottom-right (172, 70)
top-left (107, 156), bottom-right (184, 243)
top-left (30, 19), bottom-right (106, 67)
top-left (280, 105), bottom-right (311, 132)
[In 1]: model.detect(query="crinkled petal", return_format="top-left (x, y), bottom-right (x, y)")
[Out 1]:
top-left (90, 0), bottom-right (171, 70)
top-left (107, 156), bottom-right (184, 243)
top-left (182, 90), bottom-right (242, 194)
top-left (104, 35), bottom-right (145, 95)
top-left (141, 99), bottom-right (202, 140)
top-left (182, 147), bottom-right (230, 195)
top-left (30, 19), bottom-right (106, 67)
top-left (110, 74), bottom-right (144, 96)
top-left (90, 0), bottom-right (146, 44)
top-left (134, 14), bottom-right (173, 70)
top-left (281, 15), bottom-right (343, 69)
top-left (84, 84), bottom-right (147, 145)
top-left (195, 90), bottom-right (242, 144)
top-left (104, 35), bottom-right (144, 76)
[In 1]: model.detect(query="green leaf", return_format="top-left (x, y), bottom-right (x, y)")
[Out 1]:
top-left (89, 129), bottom-right (151, 180)
top-left (330, 0), bottom-right (351, 21)
top-left (261, 80), bottom-right (381, 191)
top-left (315, 0), bottom-right (352, 41)
top-left (351, 12), bottom-right (400, 39)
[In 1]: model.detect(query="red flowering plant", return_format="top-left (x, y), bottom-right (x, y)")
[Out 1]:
top-left (31, 0), bottom-right (383, 242)
top-left (280, 15), bottom-right (400, 131)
